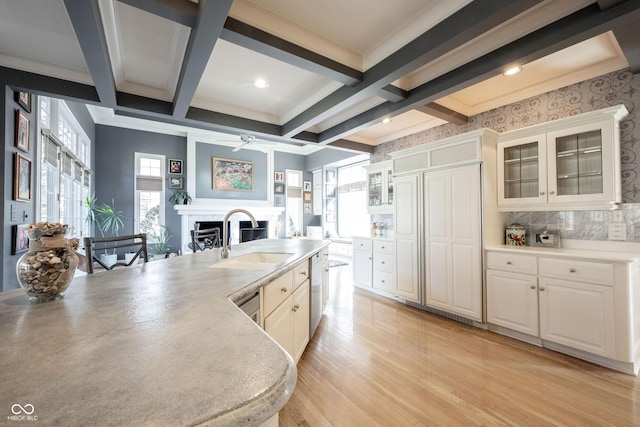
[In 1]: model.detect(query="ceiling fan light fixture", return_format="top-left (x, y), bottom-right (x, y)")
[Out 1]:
top-left (503, 66), bottom-right (522, 76)
top-left (253, 78), bottom-right (270, 88)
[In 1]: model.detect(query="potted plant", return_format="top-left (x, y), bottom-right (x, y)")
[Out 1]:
top-left (85, 196), bottom-right (124, 267)
top-left (169, 190), bottom-right (192, 205)
top-left (150, 225), bottom-right (172, 260)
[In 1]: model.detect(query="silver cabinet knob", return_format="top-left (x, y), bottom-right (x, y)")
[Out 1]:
top-left (549, 190), bottom-right (555, 195)
top-left (540, 191), bottom-right (545, 195)
top-left (381, 261), bottom-right (385, 264)
top-left (300, 271), bottom-right (307, 276)
top-left (281, 287), bottom-right (288, 293)
top-left (569, 268), bottom-right (576, 273)
top-left (292, 304), bottom-right (300, 312)
top-left (506, 261), bottom-right (512, 265)
top-left (540, 287), bottom-right (545, 291)
top-left (530, 285), bottom-right (536, 290)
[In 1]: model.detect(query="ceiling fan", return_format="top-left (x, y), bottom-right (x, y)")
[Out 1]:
top-left (231, 134), bottom-right (277, 152)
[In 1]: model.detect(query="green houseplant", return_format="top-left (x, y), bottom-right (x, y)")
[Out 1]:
top-left (85, 196), bottom-right (124, 267)
top-left (169, 190), bottom-right (192, 205)
top-left (150, 225), bottom-right (172, 260)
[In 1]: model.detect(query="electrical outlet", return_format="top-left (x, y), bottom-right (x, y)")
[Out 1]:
top-left (613, 210), bottom-right (624, 222)
top-left (609, 223), bottom-right (627, 241)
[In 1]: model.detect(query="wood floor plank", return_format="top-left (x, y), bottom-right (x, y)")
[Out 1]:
top-left (280, 265), bottom-right (640, 426)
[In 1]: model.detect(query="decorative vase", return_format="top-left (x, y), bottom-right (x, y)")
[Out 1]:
top-left (16, 222), bottom-right (80, 303)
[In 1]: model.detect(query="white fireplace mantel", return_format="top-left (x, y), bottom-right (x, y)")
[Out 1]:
top-left (174, 201), bottom-right (285, 253)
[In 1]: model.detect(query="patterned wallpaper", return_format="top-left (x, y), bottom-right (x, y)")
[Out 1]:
top-left (373, 70), bottom-right (640, 243)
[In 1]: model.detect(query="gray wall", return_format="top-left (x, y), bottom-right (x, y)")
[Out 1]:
top-left (195, 142), bottom-right (267, 200)
top-left (3, 87), bottom-right (37, 291)
top-left (95, 125), bottom-right (186, 255)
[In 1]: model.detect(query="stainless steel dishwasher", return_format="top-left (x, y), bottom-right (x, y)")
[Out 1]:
top-left (310, 251), bottom-right (323, 338)
top-left (237, 291), bottom-right (260, 324)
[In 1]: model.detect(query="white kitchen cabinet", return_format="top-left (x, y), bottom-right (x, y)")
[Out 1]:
top-left (352, 237), bottom-right (372, 288)
top-left (393, 174), bottom-right (420, 302)
top-left (486, 269), bottom-right (539, 336)
top-left (262, 259), bottom-right (310, 363)
top-left (424, 165), bottom-right (482, 321)
top-left (497, 105), bottom-right (628, 211)
top-left (372, 240), bottom-right (394, 292)
top-left (486, 247), bottom-right (640, 374)
top-left (365, 160), bottom-right (393, 214)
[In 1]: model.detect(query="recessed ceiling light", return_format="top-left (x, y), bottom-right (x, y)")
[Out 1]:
top-left (503, 66), bottom-right (522, 76)
top-left (253, 78), bottom-right (269, 88)
top-left (382, 118), bottom-right (391, 124)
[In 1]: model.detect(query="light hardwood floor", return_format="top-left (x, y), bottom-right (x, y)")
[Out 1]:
top-left (280, 263), bottom-right (640, 426)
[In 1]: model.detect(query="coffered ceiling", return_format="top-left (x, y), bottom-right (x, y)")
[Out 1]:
top-left (0, 0), bottom-right (638, 154)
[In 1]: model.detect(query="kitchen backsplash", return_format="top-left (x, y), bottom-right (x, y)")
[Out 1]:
top-left (508, 203), bottom-right (640, 243)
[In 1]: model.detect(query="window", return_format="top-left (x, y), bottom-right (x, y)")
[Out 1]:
top-left (285, 169), bottom-right (303, 236)
top-left (337, 162), bottom-right (369, 238)
top-left (38, 97), bottom-right (91, 238)
top-left (135, 153), bottom-right (165, 239)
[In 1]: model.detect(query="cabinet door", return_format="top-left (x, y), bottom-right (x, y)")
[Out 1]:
top-left (424, 165), bottom-right (482, 321)
top-left (367, 170), bottom-right (383, 209)
top-left (539, 277), bottom-right (616, 359)
top-left (322, 261), bottom-right (329, 311)
top-left (546, 119), bottom-right (617, 205)
top-left (264, 296), bottom-right (294, 358)
top-left (353, 249), bottom-right (372, 288)
top-left (497, 134), bottom-right (547, 208)
top-left (292, 282), bottom-right (310, 362)
top-left (487, 270), bottom-right (539, 336)
top-left (394, 174), bottom-right (420, 302)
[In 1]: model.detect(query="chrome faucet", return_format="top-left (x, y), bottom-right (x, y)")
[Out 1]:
top-left (221, 208), bottom-right (258, 258)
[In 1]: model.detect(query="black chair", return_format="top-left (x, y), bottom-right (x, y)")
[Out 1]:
top-left (83, 233), bottom-right (149, 274)
top-left (190, 227), bottom-right (221, 253)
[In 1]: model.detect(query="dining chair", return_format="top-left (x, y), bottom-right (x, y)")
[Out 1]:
top-left (83, 233), bottom-right (148, 274)
top-left (190, 227), bottom-right (221, 253)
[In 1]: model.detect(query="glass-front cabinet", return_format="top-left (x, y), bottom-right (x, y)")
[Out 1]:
top-left (365, 160), bottom-right (393, 213)
top-left (497, 105), bottom-right (627, 211)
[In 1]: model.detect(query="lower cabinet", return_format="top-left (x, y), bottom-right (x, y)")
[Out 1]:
top-left (486, 249), bottom-right (638, 373)
top-left (352, 237), bottom-right (395, 296)
top-left (262, 259), bottom-right (310, 363)
top-left (352, 237), bottom-right (372, 288)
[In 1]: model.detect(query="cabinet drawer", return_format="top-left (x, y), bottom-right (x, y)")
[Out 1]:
top-left (292, 260), bottom-right (310, 288)
top-left (373, 271), bottom-right (394, 291)
top-left (373, 253), bottom-right (394, 273)
top-left (373, 240), bottom-right (394, 254)
top-left (539, 257), bottom-right (614, 286)
top-left (263, 270), bottom-right (293, 315)
top-left (353, 237), bottom-right (372, 251)
top-left (486, 251), bottom-right (537, 275)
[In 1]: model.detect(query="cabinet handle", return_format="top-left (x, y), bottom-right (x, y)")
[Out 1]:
top-left (369, 257), bottom-right (372, 260)
top-left (381, 246), bottom-right (385, 249)
top-left (381, 280), bottom-right (386, 283)
top-left (539, 287), bottom-right (545, 291)
top-left (300, 271), bottom-right (307, 276)
top-left (281, 287), bottom-right (288, 293)
top-left (540, 191), bottom-right (545, 195)
top-left (549, 190), bottom-right (555, 195)
top-left (324, 268), bottom-right (329, 272)
top-left (506, 261), bottom-right (512, 265)
top-left (381, 261), bottom-right (385, 264)
top-left (530, 285), bottom-right (536, 290)
top-left (292, 304), bottom-right (300, 312)
top-left (569, 268), bottom-right (576, 273)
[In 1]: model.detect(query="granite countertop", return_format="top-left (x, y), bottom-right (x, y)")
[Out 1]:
top-left (0, 238), bottom-right (329, 426)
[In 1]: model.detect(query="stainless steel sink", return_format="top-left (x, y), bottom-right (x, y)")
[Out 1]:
top-left (209, 252), bottom-right (294, 269)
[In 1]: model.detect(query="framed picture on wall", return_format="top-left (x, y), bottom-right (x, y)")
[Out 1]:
top-left (303, 191), bottom-right (312, 202)
top-left (326, 184), bottom-right (336, 198)
top-left (303, 180), bottom-right (311, 192)
top-left (274, 182), bottom-right (285, 194)
top-left (169, 176), bottom-right (183, 189)
top-left (304, 203), bottom-right (312, 214)
top-left (12, 224), bottom-right (30, 255)
top-left (326, 212), bottom-right (336, 222)
top-left (15, 91), bottom-right (31, 113)
top-left (274, 171), bottom-right (284, 182)
top-left (15, 109), bottom-right (30, 152)
top-left (169, 159), bottom-right (182, 174)
top-left (14, 153), bottom-right (32, 202)
top-left (212, 158), bottom-right (254, 191)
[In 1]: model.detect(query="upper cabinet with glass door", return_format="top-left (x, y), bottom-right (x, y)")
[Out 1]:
top-left (497, 105), bottom-right (628, 211)
top-left (365, 160), bottom-right (393, 214)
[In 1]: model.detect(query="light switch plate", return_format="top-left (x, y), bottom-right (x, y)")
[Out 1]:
top-left (10, 204), bottom-right (17, 222)
top-left (608, 223), bottom-right (627, 241)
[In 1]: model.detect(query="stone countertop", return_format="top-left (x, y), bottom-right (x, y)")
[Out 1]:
top-left (0, 238), bottom-right (330, 426)
top-left (485, 243), bottom-right (640, 263)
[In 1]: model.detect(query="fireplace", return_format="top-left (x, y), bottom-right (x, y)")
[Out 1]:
top-left (239, 220), bottom-right (269, 243)
top-left (194, 221), bottom-right (230, 247)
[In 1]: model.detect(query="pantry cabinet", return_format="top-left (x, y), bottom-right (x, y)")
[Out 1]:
top-left (365, 160), bottom-right (393, 214)
top-left (352, 237), bottom-right (372, 288)
top-left (485, 247), bottom-right (640, 374)
top-left (497, 105), bottom-right (628, 211)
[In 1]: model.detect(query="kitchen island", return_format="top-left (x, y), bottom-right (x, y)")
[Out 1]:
top-left (0, 238), bottom-right (329, 426)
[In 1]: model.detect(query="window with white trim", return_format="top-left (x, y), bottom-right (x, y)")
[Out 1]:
top-left (285, 169), bottom-right (303, 237)
top-left (337, 162), bottom-right (369, 238)
top-left (135, 153), bottom-right (165, 238)
top-left (38, 97), bottom-right (91, 238)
